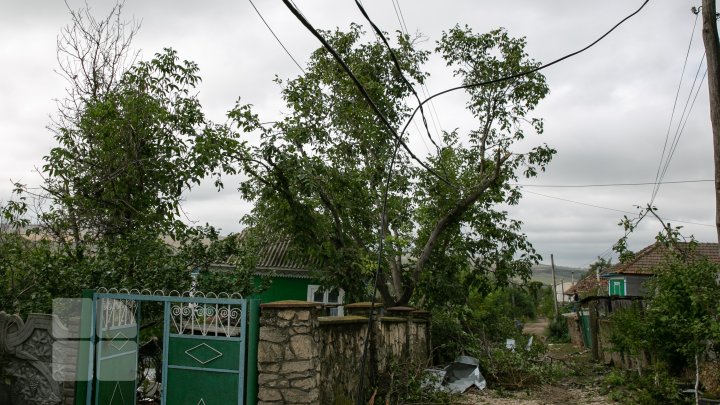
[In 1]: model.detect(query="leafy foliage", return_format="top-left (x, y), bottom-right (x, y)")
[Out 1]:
top-left (232, 24), bottom-right (554, 306)
top-left (607, 239), bottom-right (720, 404)
top-left (547, 315), bottom-right (570, 343)
top-left (480, 337), bottom-right (564, 389)
top-left (0, 4), bottom-right (248, 314)
top-left (372, 358), bottom-right (460, 405)
top-left (430, 285), bottom-right (536, 364)
top-left (610, 247), bottom-right (720, 372)
top-left (601, 368), bottom-right (688, 405)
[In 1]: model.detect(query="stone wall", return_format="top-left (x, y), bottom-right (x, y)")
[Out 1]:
top-left (0, 312), bottom-right (77, 405)
top-left (257, 301), bottom-right (322, 404)
top-left (257, 301), bottom-right (430, 405)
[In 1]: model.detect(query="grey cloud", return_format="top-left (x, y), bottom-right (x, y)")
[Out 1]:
top-left (1, 0), bottom-right (716, 268)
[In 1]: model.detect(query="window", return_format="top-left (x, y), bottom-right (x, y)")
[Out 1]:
top-left (307, 285), bottom-right (344, 316)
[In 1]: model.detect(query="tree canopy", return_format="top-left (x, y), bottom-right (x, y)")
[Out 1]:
top-left (0, 5), bottom-right (254, 313)
top-left (232, 25), bottom-right (555, 306)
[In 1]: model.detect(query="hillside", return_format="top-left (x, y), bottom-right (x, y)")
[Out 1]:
top-left (530, 264), bottom-right (586, 286)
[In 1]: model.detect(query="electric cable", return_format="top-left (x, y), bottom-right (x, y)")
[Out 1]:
top-left (354, 0), bottom-right (442, 152)
top-left (521, 189), bottom-right (714, 227)
top-left (514, 179), bottom-right (713, 188)
top-left (399, 0), bottom-right (650, 139)
top-left (280, 0), bottom-right (454, 187)
top-left (653, 64), bottom-right (708, 202)
top-left (651, 12), bottom-right (700, 201)
top-left (356, 141), bottom-right (401, 405)
top-left (248, 0), bottom-right (306, 74)
top-left (391, 0), bottom-right (409, 34)
top-left (652, 53), bottom-right (706, 201)
top-left (391, 0), bottom-right (446, 142)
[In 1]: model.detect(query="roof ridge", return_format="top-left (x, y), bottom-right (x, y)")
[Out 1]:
top-left (609, 242), bottom-right (660, 274)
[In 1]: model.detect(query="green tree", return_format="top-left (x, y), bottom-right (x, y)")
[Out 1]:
top-left (611, 239), bottom-right (720, 404)
top-left (42, 3), bottom-right (246, 289)
top-left (232, 25), bottom-right (554, 306)
top-left (0, 4), bottom-right (249, 314)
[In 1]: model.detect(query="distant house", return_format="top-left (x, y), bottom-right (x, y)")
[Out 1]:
top-left (601, 242), bottom-right (720, 297)
top-left (567, 272), bottom-right (608, 298)
top-left (554, 281), bottom-right (576, 303)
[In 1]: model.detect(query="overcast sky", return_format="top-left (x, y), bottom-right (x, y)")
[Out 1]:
top-left (1, 0), bottom-right (715, 268)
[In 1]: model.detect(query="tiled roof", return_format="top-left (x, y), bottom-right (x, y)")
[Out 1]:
top-left (610, 242), bottom-right (720, 275)
top-left (567, 273), bottom-right (607, 295)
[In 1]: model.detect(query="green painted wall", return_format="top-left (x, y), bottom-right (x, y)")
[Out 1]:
top-left (251, 275), bottom-right (313, 303)
top-left (609, 278), bottom-right (626, 296)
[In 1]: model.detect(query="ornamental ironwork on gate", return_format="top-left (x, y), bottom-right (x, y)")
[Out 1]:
top-left (81, 288), bottom-right (257, 405)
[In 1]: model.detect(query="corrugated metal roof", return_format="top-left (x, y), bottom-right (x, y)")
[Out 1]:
top-left (255, 238), bottom-right (317, 272)
top-left (611, 242), bottom-right (720, 275)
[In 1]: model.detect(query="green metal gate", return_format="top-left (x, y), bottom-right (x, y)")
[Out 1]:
top-left (82, 289), bottom-right (259, 405)
top-left (579, 309), bottom-right (592, 348)
top-left (93, 295), bottom-right (140, 405)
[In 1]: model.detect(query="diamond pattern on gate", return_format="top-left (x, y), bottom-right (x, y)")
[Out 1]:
top-left (185, 343), bottom-right (223, 365)
top-left (108, 331), bottom-right (129, 351)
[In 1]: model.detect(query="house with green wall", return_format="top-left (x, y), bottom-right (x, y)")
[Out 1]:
top-left (600, 242), bottom-right (720, 297)
top-left (212, 239), bottom-right (345, 315)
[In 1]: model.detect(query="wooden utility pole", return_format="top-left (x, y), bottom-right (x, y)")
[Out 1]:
top-left (551, 254), bottom-right (559, 317)
top-left (700, 0), bottom-right (720, 245)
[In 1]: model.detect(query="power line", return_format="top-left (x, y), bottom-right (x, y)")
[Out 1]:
top-left (280, 0), bottom-right (454, 187)
top-left (399, 0), bottom-right (650, 139)
top-left (522, 189), bottom-right (636, 214)
top-left (521, 189), bottom-right (715, 227)
top-left (283, 0), bottom-right (648, 188)
top-left (353, 0), bottom-right (442, 152)
top-left (653, 63), bottom-right (708, 202)
top-left (514, 179), bottom-right (713, 188)
top-left (651, 12), bottom-right (700, 201)
top-left (391, 0), bottom-right (446, 142)
top-left (248, 0), bottom-right (306, 74)
top-left (390, 0), bottom-right (409, 34)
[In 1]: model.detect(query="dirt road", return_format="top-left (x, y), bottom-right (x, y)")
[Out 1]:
top-left (464, 384), bottom-right (610, 405)
top-left (522, 317), bottom-right (549, 338)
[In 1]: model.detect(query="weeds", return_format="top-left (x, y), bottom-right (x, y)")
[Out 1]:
top-left (478, 335), bottom-right (567, 390)
top-left (600, 368), bottom-right (690, 405)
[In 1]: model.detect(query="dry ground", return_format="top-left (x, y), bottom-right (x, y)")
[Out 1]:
top-left (463, 383), bottom-right (610, 405)
top-left (522, 317), bottom-right (550, 338)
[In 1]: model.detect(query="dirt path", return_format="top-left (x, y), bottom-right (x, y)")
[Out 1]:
top-left (463, 384), bottom-right (610, 405)
top-left (522, 317), bottom-right (549, 338)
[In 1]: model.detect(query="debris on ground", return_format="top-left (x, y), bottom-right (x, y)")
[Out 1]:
top-left (424, 355), bottom-right (487, 393)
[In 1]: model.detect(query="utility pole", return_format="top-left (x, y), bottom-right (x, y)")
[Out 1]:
top-left (551, 254), bottom-right (559, 317)
top-left (699, 0), bottom-right (720, 245)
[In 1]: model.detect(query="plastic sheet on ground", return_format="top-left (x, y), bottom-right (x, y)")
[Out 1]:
top-left (423, 355), bottom-right (486, 393)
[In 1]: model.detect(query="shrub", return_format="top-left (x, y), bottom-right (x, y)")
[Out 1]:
top-left (547, 315), bottom-right (570, 343)
top-left (478, 335), bottom-right (565, 389)
top-left (601, 368), bottom-right (688, 405)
